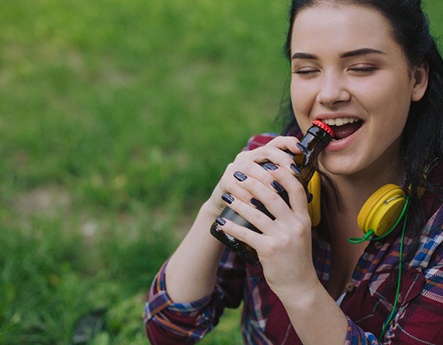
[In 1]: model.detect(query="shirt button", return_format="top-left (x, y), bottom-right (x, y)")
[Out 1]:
top-left (374, 241), bottom-right (383, 250)
top-left (345, 282), bottom-right (355, 293)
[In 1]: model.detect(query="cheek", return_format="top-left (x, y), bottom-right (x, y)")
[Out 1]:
top-left (290, 79), bottom-right (316, 121)
top-left (354, 73), bottom-right (412, 129)
top-left (362, 71), bottom-right (413, 110)
top-left (366, 84), bottom-right (411, 128)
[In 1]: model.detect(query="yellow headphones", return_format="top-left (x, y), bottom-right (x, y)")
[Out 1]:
top-left (307, 171), bottom-right (408, 241)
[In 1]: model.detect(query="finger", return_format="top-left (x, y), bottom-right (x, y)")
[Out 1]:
top-left (236, 137), bottom-right (302, 169)
top-left (223, 171), bottom-right (291, 229)
top-left (220, 162), bottom-right (279, 205)
top-left (216, 139), bottom-right (303, 207)
top-left (259, 139), bottom-right (304, 176)
top-left (250, 176), bottom-right (295, 221)
top-left (217, 212), bottom-right (269, 250)
top-left (264, 135), bottom-right (302, 155)
top-left (220, 185), bottom-right (275, 234)
top-left (265, 167), bottom-right (312, 225)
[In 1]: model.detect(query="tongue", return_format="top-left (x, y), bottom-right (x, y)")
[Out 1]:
top-left (332, 122), bottom-right (361, 140)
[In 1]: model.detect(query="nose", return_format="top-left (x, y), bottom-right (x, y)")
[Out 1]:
top-left (316, 71), bottom-right (351, 107)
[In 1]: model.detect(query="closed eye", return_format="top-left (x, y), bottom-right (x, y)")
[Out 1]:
top-left (292, 67), bottom-right (320, 75)
top-left (348, 65), bottom-right (378, 74)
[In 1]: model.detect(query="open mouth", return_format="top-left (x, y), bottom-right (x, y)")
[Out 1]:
top-left (322, 118), bottom-right (363, 140)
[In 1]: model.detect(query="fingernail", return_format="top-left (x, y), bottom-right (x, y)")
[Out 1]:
top-left (262, 162), bottom-right (278, 171)
top-left (234, 171), bottom-right (247, 182)
top-left (272, 180), bottom-right (285, 193)
top-left (222, 193), bottom-right (235, 204)
top-left (216, 217), bottom-right (226, 226)
top-left (290, 164), bottom-right (301, 175)
top-left (250, 198), bottom-right (264, 208)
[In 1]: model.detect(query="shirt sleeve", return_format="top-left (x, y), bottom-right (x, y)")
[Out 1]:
top-left (144, 249), bottom-right (246, 344)
top-left (144, 261), bottom-right (214, 344)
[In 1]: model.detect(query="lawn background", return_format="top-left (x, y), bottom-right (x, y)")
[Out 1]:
top-left (0, 1), bottom-right (442, 344)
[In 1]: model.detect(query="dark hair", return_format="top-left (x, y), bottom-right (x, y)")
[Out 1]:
top-left (280, 0), bottom-right (443, 240)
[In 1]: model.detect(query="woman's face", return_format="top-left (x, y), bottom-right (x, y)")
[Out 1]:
top-left (290, 4), bottom-right (428, 178)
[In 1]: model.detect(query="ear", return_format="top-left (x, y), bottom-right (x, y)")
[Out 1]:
top-left (411, 62), bottom-right (429, 102)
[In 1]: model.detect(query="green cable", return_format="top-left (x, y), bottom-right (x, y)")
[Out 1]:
top-left (345, 197), bottom-right (410, 340)
top-left (379, 210), bottom-right (408, 340)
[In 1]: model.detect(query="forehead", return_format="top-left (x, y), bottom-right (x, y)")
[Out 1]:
top-left (291, 4), bottom-right (395, 53)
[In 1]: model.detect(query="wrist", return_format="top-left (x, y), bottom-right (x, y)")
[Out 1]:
top-left (276, 277), bottom-right (323, 310)
top-left (278, 280), bottom-right (348, 344)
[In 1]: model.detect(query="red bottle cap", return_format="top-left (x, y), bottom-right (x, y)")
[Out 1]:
top-left (312, 120), bottom-right (334, 137)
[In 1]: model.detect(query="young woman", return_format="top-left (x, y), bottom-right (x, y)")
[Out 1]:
top-left (144, 0), bottom-right (443, 343)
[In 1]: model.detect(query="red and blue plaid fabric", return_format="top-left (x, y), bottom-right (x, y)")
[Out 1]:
top-left (144, 133), bottom-right (443, 344)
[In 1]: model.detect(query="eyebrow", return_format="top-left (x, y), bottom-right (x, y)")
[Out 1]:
top-left (291, 48), bottom-right (386, 60)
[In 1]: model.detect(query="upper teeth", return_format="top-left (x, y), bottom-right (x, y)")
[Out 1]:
top-left (322, 118), bottom-right (358, 126)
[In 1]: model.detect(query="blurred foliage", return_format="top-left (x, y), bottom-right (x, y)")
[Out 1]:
top-left (0, 0), bottom-right (289, 213)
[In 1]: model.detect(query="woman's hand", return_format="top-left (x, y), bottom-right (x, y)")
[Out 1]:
top-left (213, 135), bottom-right (320, 297)
top-left (207, 135), bottom-right (299, 212)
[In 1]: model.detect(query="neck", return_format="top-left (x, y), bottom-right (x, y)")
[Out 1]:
top-left (321, 156), bottom-right (405, 235)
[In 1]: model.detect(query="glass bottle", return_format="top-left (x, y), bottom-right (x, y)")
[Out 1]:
top-left (210, 120), bottom-right (334, 264)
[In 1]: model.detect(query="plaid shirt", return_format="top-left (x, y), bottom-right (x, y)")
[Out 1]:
top-left (144, 134), bottom-right (443, 344)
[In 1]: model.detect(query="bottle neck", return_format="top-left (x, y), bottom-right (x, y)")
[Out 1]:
top-left (296, 130), bottom-right (330, 163)
top-left (299, 132), bottom-right (328, 153)
top-left (305, 125), bottom-right (333, 145)
top-left (293, 127), bottom-right (332, 185)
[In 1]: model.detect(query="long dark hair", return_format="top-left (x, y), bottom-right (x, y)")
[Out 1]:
top-left (280, 0), bottom-right (443, 239)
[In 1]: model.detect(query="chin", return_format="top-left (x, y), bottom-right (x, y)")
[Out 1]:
top-left (319, 156), bottom-right (363, 177)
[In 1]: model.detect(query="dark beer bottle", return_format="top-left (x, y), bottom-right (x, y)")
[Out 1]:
top-left (210, 120), bottom-right (334, 264)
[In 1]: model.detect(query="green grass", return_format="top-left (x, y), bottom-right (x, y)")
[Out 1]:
top-left (0, 0), bottom-right (442, 344)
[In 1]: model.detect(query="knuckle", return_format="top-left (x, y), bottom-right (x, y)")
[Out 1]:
top-left (289, 179), bottom-right (305, 195)
top-left (300, 217), bottom-right (313, 232)
top-left (267, 191), bottom-right (283, 204)
top-left (252, 210), bottom-right (269, 224)
top-left (262, 240), bottom-right (279, 257)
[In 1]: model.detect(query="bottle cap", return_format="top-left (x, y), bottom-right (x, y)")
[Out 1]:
top-left (312, 120), bottom-right (334, 138)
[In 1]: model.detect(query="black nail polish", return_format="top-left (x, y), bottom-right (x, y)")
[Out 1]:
top-left (251, 198), bottom-right (275, 220)
top-left (216, 217), bottom-right (226, 226)
top-left (290, 164), bottom-right (301, 175)
top-left (272, 180), bottom-right (285, 193)
top-left (250, 198), bottom-right (264, 209)
top-left (234, 171), bottom-right (247, 182)
top-left (222, 193), bottom-right (235, 204)
top-left (263, 162), bottom-right (278, 171)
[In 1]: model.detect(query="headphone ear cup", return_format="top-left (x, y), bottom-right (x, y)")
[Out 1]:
top-left (357, 184), bottom-right (406, 236)
top-left (308, 171), bottom-right (321, 226)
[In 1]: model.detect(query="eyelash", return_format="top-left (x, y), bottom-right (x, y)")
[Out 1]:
top-left (349, 66), bottom-right (378, 73)
top-left (291, 66), bottom-right (378, 75)
top-left (292, 69), bottom-right (318, 75)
